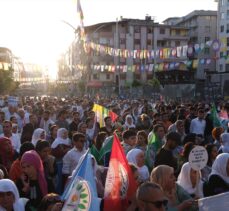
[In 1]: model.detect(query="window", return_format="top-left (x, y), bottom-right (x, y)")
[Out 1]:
top-left (204, 47), bottom-right (210, 55)
top-left (227, 37), bottom-right (229, 46)
top-left (226, 64), bottom-right (229, 71)
top-left (134, 26), bottom-right (140, 33)
top-left (175, 30), bottom-right (180, 35)
top-left (175, 41), bottom-right (180, 46)
top-left (106, 73), bottom-right (110, 80)
top-left (120, 38), bottom-right (125, 44)
top-left (147, 40), bottom-right (152, 45)
top-left (205, 26), bottom-right (210, 33)
top-left (220, 64), bottom-right (223, 71)
top-left (147, 28), bottom-right (152, 33)
top-left (93, 74), bottom-right (98, 80)
top-left (220, 52), bottom-right (224, 58)
top-left (134, 39), bottom-right (141, 45)
top-left (159, 28), bottom-right (165, 34)
top-left (205, 37), bottom-right (210, 42)
top-left (222, 0), bottom-right (225, 5)
top-left (221, 25), bottom-right (225, 32)
top-left (227, 24), bottom-right (229, 33)
top-left (227, 50), bottom-right (229, 56)
top-left (221, 12), bottom-right (225, 20)
top-left (227, 10), bottom-right (229, 19)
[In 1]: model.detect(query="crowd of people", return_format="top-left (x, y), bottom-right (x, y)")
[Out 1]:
top-left (0, 96), bottom-right (228, 211)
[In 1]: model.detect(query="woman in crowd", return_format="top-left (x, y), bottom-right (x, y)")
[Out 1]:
top-left (201, 144), bottom-right (218, 181)
top-left (123, 114), bottom-right (136, 130)
top-left (136, 130), bottom-right (148, 152)
top-left (51, 128), bottom-right (71, 194)
top-left (31, 128), bottom-right (46, 147)
top-left (218, 133), bottom-right (229, 154)
top-left (9, 142), bottom-right (35, 182)
top-left (205, 153), bottom-right (229, 196)
top-left (38, 193), bottom-right (63, 211)
top-left (212, 127), bottom-right (224, 149)
top-left (16, 150), bottom-right (48, 210)
top-left (127, 149), bottom-right (149, 183)
top-left (177, 162), bottom-right (203, 198)
top-left (0, 179), bottom-right (26, 211)
top-left (151, 165), bottom-right (197, 211)
top-left (0, 137), bottom-right (17, 173)
top-left (46, 124), bottom-right (58, 145)
top-left (36, 140), bottom-right (57, 193)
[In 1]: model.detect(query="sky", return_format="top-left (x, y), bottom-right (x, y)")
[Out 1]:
top-left (0, 0), bottom-right (218, 79)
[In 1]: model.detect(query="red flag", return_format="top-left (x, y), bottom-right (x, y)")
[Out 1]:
top-left (104, 133), bottom-right (137, 211)
top-left (109, 110), bottom-right (118, 122)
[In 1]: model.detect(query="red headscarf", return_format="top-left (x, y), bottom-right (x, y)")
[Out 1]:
top-left (21, 150), bottom-right (48, 196)
top-left (0, 137), bottom-right (14, 171)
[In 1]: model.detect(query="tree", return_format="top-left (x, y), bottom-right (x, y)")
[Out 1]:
top-left (147, 77), bottom-right (161, 91)
top-left (0, 69), bottom-right (19, 95)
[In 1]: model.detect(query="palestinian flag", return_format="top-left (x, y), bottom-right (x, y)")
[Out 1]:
top-left (104, 133), bottom-right (137, 211)
top-left (93, 103), bottom-right (118, 127)
top-left (210, 104), bottom-right (221, 127)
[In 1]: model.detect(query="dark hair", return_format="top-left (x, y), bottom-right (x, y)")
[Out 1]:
top-left (95, 132), bottom-right (107, 150)
top-left (153, 124), bottom-right (165, 133)
top-left (137, 130), bottom-right (148, 145)
top-left (19, 142), bottom-right (35, 158)
top-left (3, 120), bottom-right (12, 127)
top-left (182, 142), bottom-right (194, 160)
top-left (166, 132), bottom-right (181, 145)
top-left (36, 140), bottom-right (50, 152)
top-left (104, 116), bottom-right (111, 123)
top-left (183, 133), bottom-right (196, 145)
top-left (72, 132), bottom-right (85, 142)
top-left (122, 130), bottom-right (137, 140)
top-left (38, 193), bottom-right (62, 211)
top-left (136, 182), bottom-right (161, 199)
top-left (205, 144), bottom-right (217, 166)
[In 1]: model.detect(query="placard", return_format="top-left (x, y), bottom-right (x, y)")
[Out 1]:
top-left (188, 146), bottom-right (208, 171)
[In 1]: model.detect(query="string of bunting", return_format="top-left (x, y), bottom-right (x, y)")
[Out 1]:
top-left (82, 38), bottom-right (226, 61)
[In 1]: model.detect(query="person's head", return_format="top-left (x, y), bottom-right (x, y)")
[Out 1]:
top-left (72, 132), bottom-right (85, 152)
top-left (153, 124), bottom-right (165, 140)
top-left (50, 125), bottom-right (58, 138)
top-left (38, 193), bottom-right (62, 211)
top-left (177, 162), bottom-right (200, 192)
top-left (165, 132), bottom-right (181, 150)
top-left (151, 165), bottom-right (176, 191)
top-left (221, 133), bottom-right (229, 147)
top-left (58, 110), bottom-right (67, 120)
top-left (36, 140), bottom-right (51, 161)
top-left (85, 117), bottom-right (94, 128)
top-left (0, 179), bottom-right (21, 211)
top-left (9, 116), bottom-right (17, 124)
top-left (2, 120), bottom-right (12, 135)
top-left (57, 128), bottom-right (68, 140)
top-left (125, 115), bottom-right (134, 125)
top-left (21, 150), bottom-right (47, 196)
top-left (0, 137), bottom-right (14, 155)
top-left (72, 111), bottom-right (80, 121)
top-left (197, 108), bottom-right (205, 120)
top-left (29, 114), bottom-right (37, 125)
top-left (212, 127), bottom-right (224, 141)
top-left (88, 110), bottom-right (96, 120)
top-left (211, 153), bottom-right (229, 184)
top-left (32, 128), bottom-right (46, 146)
top-left (136, 182), bottom-right (168, 211)
top-left (104, 116), bottom-right (112, 127)
top-left (12, 124), bottom-right (18, 134)
top-left (136, 130), bottom-right (148, 147)
top-left (43, 110), bottom-right (50, 121)
top-left (205, 144), bottom-right (218, 166)
top-left (77, 122), bottom-right (87, 134)
top-left (17, 109), bottom-right (25, 119)
top-left (175, 120), bottom-right (185, 134)
top-left (95, 132), bottom-right (107, 150)
top-left (122, 130), bottom-right (137, 146)
top-left (19, 142), bottom-right (35, 159)
top-left (127, 149), bottom-right (145, 168)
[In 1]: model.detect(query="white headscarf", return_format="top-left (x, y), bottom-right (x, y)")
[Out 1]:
top-left (51, 128), bottom-right (71, 149)
top-left (210, 153), bottom-right (229, 184)
top-left (31, 128), bottom-right (46, 146)
top-left (124, 115), bottom-right (135, 129)
top-left (0, 179), bottom-right (27, 211)
top-left (127, 148), bottom-right (149, 182)
top-left (220, 133), bottom-right (229, 153)
top-left (177, 162), bottom-right (201, 195)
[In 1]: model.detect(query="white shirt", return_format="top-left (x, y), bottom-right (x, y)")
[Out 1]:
top-left (0, 133), bottom-right (21, 153)
top-left (190, 117), bottom-right (206, 136)
top-left (62, 148), bottom-right (86, 175)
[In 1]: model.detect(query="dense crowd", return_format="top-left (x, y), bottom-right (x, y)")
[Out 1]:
top-left (0, 96), bottom-right (228, 211)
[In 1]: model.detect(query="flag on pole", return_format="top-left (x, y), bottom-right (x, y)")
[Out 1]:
top-left (93, 103), bottom-right (118, 127)
top-left (210, 104), bottom-right (221, 127)
top-left (104, 133), bottom-right (137, 211)
top-left (62, 150), bottom-right (100, 211)
top-left (76, 0), bottom-right (85, 37)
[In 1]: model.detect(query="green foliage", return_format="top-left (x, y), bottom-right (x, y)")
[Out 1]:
top-left (0, 70), bottom-right (19, 94)
top-left (132, 79), bottom-right (142, 87)
top-left (148, 77), bottom-right (161, 88)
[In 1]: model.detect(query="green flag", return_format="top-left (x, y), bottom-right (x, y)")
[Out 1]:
top-left (98, 136), bottom-right (113, 161)
top-left (90, 145), bottom-right (100, 164)
top-left (210, 104), bottom-right (221, 127)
